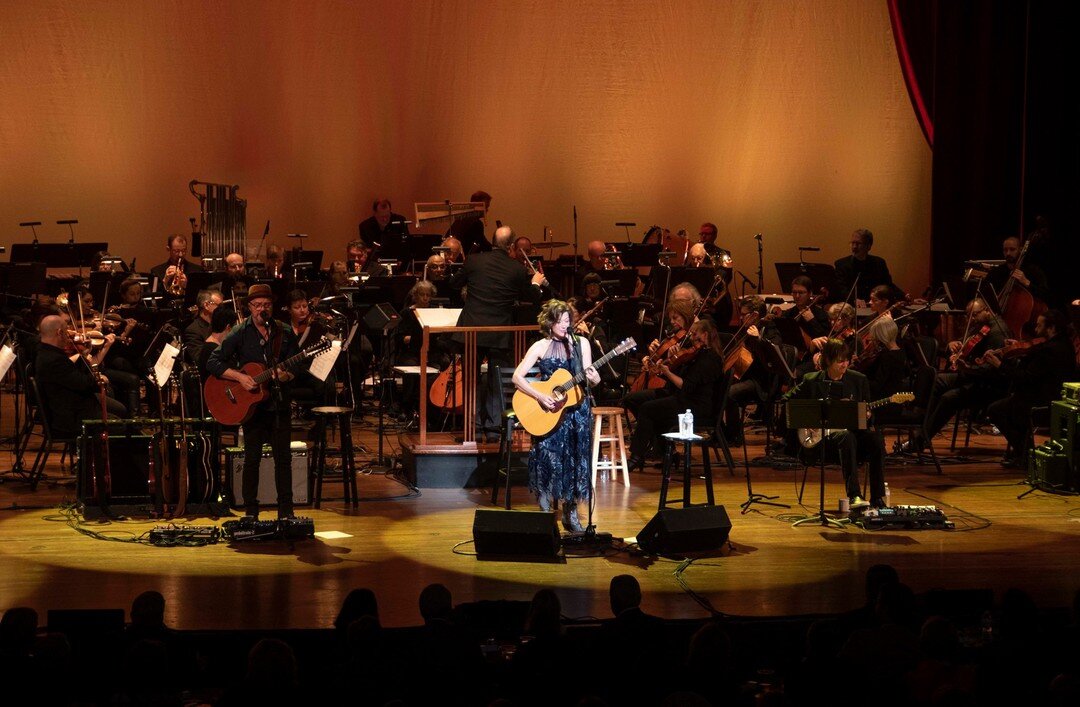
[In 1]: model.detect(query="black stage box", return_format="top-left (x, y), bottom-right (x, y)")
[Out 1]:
top-left (473, 509), bottom-right (561, 561)
top-left (636, 505), bottom-right (732, 555)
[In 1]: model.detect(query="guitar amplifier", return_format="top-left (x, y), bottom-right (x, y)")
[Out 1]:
top-left (225, 443), bottom-right (309, 508)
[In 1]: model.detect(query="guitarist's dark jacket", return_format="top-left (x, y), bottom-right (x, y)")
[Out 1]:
top-left (207, 318), bottom-right (299, 411)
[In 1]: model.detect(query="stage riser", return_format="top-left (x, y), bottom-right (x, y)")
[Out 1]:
top-left (404, 449), bottom-right (529, 489)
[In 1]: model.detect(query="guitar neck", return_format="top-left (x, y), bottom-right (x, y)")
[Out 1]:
top-left (556, 340), bottom-right (622, 392)
top-left (251, 345), bottom-right (319, 384)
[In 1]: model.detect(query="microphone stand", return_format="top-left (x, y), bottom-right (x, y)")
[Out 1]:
top-left (754, 233), bottom-right (764, 293)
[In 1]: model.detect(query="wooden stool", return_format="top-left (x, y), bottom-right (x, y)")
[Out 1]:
top-left (591, 407), bottom-right (630, 487)
top-left (658, 432), bottom-right (715, 510)
top-left (310, 406), bottom-right (358, 508)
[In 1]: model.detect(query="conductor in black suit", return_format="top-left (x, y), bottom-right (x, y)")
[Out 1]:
top-left (448, 225), bottom-right (546, 440)
top-left (833, 228), bottom-right (894, 304)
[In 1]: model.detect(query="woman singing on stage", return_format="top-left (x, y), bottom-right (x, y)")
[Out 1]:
top-left (512, 300), bottom-right (602, 532)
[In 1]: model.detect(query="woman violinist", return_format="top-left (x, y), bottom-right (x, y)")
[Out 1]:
top-left (627, 299), bottom-right (698, 397)
top-left (723, 296), bottom-right (783, 444)
top-left (859, 318), bottom-right (910, 421)
top-left (626, 319), bottom-right (724, 472)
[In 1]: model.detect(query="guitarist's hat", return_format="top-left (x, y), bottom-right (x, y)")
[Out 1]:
top-left (246, 283), bottom-right (275, 302)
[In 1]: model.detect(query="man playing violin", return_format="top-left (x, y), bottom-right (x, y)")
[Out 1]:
top-left (35, 315), bottom-right (126, 438)
top-left (782, 276), bottom-right (830, 349)
top-left (986, 310), bottom-right (1074, 468)
top-left (899, 297), bottom-right (1011, 454)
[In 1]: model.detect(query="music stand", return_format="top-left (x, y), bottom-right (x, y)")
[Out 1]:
top-left (669, 266), bottom-right (715, 297)
top-left (597, 270), bottom-right (639, 298)
top-left (9, 242), bottom-right (109, 268)
top-left (786, 397), bottom-right (865, 528)
top-left (774, 262), bottom-right (838, 299)
top-left (609, 242), bottom-right (661, 267)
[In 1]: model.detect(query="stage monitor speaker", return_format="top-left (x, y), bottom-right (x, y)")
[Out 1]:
top-left (225, 446), bottom-right (309, 508)
top-left (473, 509), bottom-right (561, 561)
top-left (362, 302), bottom-right (400, 333)
top-left (636, 505), bottom-right (732, 555)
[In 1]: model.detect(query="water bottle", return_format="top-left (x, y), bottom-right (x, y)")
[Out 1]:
top-left (884, 482), bottom-right (891, 508)
top-left (683, 409), bottom-right (694, 436)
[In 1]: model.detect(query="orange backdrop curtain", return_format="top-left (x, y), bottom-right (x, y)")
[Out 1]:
top-left (1, 0), bottom-right (930, 295)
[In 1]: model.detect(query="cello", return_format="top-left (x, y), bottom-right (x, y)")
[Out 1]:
top-left (997, 238), bottom-right (1047, 340)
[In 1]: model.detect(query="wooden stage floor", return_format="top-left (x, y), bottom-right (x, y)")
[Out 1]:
top-left (1, 417), bottom-right (1079, 632)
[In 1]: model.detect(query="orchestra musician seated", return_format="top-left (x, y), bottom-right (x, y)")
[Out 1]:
top-left (221, 252), bottom-right (255, 296)
top-left (321, 260), bottom-right (351, 299)
top-left (196, 305), bottom-right (237, 376)
top-left (724, 296), bottom-right (783, 445)
top-left (424, 253), bottom-right (448, 281)
top-left (859, 318), bottom-right (910, 422)
top-left (396, 280), bottom-right (442, 417)
top-left (985, 235), bottom-right (1050, 305)
top-left (285, 289), bottom-right (334, 406)
top-left (697, 222), bottom-right (731, 262)
top-left (358, 197), bottom-right (408, 245)
top-left (441, 237), bottom-right (464, 264)
top-left (625, 319), bottom-right (725, 472)
top-left (150, 234), bottom-right (204, 295)
top-left (184, 290), bottom-right (223, 365)
top-left (575, 240), bottom-right (610, 290)
top-left (35, 315), bottom-right (126, 436)
top-left (785, 338), bottom-right (887, 509)
top-left (783, 275), bottom-right (830, 353)
top-left (899, 297), bottom-right (1012, 454)
top-left (986, 310), bottom-right (1075, 468)
top-left (688, 243), bottom-right (709, 268)
top-left (447, 189), bottom-right (493, 255)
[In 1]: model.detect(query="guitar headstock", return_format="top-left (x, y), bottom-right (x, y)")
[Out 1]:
top-left (307, 338), bottom-right (333, 357)
top-left (891, 392), bottom-right (915, 405)
top-left (615, 337), bottom-right (637, 355)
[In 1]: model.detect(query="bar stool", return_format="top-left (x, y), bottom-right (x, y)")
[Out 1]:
top-left (658, 432), bottom-right (715, 510)
top-left (591, 407), bottom-right (630, 487)
top-left (310, 406), bottom-right (358, 508)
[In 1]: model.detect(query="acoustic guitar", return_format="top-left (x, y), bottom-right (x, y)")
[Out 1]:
top-left (204, 338), bottom-right (331, 425)
top-left (513, 338), bottom-right (636, 436)
top-left (797, 392), bottom-right (914, 448)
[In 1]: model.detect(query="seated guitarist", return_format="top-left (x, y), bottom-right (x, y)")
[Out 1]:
top-left (784, 339), bottom-right (886, 510)
top-left (207, 284), bottom-right (299, 519)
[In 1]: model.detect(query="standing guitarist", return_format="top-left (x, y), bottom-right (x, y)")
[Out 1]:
top-left (207, 284), bottom-right (298, 519)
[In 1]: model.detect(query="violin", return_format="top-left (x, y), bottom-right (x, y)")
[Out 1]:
top-left (949, 324), bottom-right (991, 370)
top-left (630, 326), bottom-right (687, 392)
top-left (975, 337), bottom-right (1046, 365)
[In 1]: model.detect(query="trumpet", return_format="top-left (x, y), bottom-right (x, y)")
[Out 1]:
top-left (603, 243), bottom-right (624, 270)
top-left (167, 260), bottom-right (186, 295)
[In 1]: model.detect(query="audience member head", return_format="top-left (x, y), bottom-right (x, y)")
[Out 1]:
top-left (918, 615), bottom-right (960, 663)
top-left (245, 638), bottom-right (297, 690)
top-left (0, 607), bottom-right (39, 658)
top-left (875, 581), bottom-right (917, 630)
top-left (609, 574), bottom-right (643, 616)
top-left (864, 564), bottom-right (900, 606)
top-left (335, 588), bottom-right (379, 632)
top-left (130, 590), bottom-right (166, 631)
top-left (523, 589), bottom-right (562, 638)
top-left (418, 583), bottom-right (453, 624)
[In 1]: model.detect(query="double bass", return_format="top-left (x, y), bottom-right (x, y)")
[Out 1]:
top-left (997, 238), bottom-right (1047, 339)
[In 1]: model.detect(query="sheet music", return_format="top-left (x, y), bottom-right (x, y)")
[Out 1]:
top-left (308, 339), bottom-right (341, 382)
top-left (153, 343), bottom-right (180, 388)
top-left (0, 345), bottom-right (15, 380)
top-left (415, 307), bottom-right (462, 328)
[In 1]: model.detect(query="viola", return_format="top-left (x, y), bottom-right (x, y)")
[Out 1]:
top-left (630, 327), bottom-right (687, 392)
